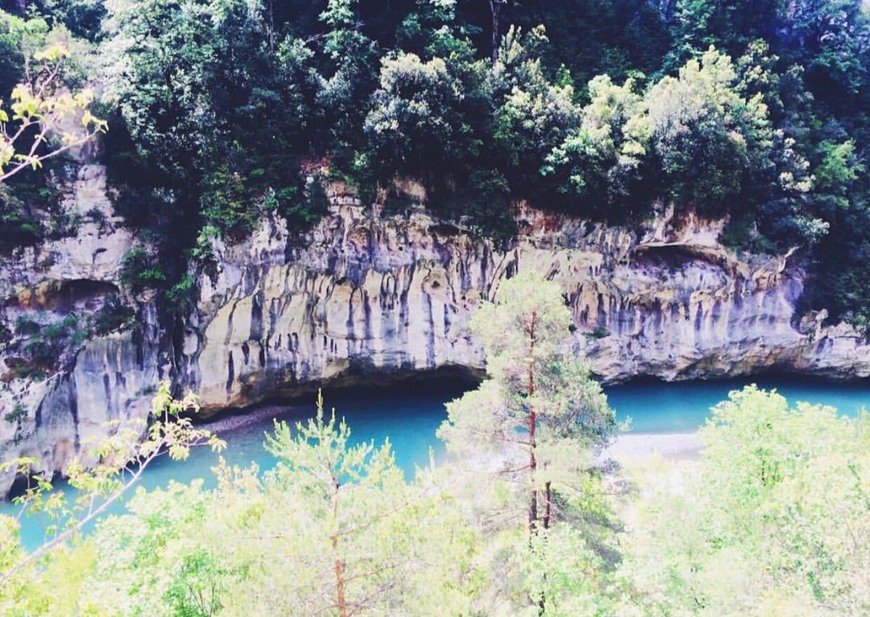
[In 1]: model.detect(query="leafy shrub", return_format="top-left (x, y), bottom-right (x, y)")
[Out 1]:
top-left (11, 312), bottom-right (88, 374)
top-left (14, 317), bottom-right (42, 337)
top-left (120, 246), bottom-right (167, 291)
top-left (0, 183), bottom-right (44, 254)
top-left (585, 326), bottom-right (610, 339)
top-left (165, 275), bottom-right (198, 314)
top-left (457, 169), bottom-right (518, 251)
top-left (4, 404), bottom-right (27, 424)
top-left (85, 206), bottom-right (107, 226)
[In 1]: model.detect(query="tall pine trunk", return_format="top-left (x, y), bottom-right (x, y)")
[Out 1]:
top-left (489, 0), bottom-right (503, 63)
top-left (527, 311), bottom-right (537, 533)
top-left (331, 479), bottom-right (349, 617)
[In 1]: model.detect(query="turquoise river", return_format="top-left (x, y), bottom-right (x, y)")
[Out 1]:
top-left (5, 375), bottom-right (869, 549)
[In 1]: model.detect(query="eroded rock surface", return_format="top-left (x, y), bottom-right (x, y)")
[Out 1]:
top-left (1, 171), bottom-right (868, 495)
top-left (187, 197), bottom-right (868, 414)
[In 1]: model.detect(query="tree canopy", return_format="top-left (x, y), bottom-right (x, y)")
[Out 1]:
top-left (617, 386), bottom-right (869, 615)
top-left (1, 0), bottom-right (867, 326)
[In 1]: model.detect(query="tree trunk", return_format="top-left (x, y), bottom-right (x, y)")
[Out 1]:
top-left (489, 0), bottom-right (503, 63)
top-left (539, 479), bottom-right (552, 616)
top-left (543, 481), bottom-right (552, 530)
top-left (528, 310), bottom-right (537, 533)
top-left (528, 310), bottom-right (546, 616)
top-left (332, 535), bottom-right (348, 617)
top-left (529, 412), bottom-right (537, 533)
top-left (331, 480), bottom-right (349, 617)
top-left (266, 0), bottom-right (275, 51)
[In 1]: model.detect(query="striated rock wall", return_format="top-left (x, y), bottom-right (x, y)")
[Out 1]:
top-left (0, 165), bottom-right (161, 494)
top-left (185, 203), bottom-right (494, 410)
top-left (185, 195), bottom-right (868, 413)
top-left (1, 170), bottom-right (868, 495)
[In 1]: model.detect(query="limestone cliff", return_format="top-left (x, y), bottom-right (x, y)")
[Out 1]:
top-left (0, 165), bottom-right (161, 494)
top-left (185, 193), bottom-right (868, 414)
top-left (1, 168), bottom-right (868, 495)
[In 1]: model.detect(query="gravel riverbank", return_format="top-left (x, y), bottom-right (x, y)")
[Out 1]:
top-left (600, 432), bottom-right (703, 462)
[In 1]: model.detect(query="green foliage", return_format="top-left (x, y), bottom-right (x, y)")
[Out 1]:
top-left (0, 154), bottom-right (67, 254)
top-left (3, 376), bottom-right (867, 615)
top-left (491, 26), bottom-right (579, 197)
top-left (801, 198), bottom-right (870, 330)
top-left (0, 382), bottom-right (225, 609)
top-left (813, 139), bottom-right (864, 210)
top-left (31, 0), bottom-right (107, 41)
top-left (785, 0), bottom-right (869, 102)
top-left (165, 274), bottom-right (198, 315)
top-left (199, 163), bottom-right (261, 239)
top-left (455, 168), bottom-right (517, 250)
top-left (547, 73), bottom-right (651, 216)
top-left (439, 271), bottom-right (618, 613)
top-left (3, 403), bottom-right (27, 423)
top-left (277, 175), bottom-right (330, 227)
top-left (9, 313), bottom-right (84, 374)
top-left (617, 386), bottom-right (869, 615)
top-left (103, 0), bottom-right (225, 183)
top-left (585, 325), bottom-right (610, 339)
top-left (509, 0), bottom-right (671, 88)
top-left (0, 10), bottom-right (31, 96)
top-left (9, 392), bottom-right (482, 616)
top-left (647, 47), bottom-right (773, 214)
top-left (0, 29), bottom-right (106, 182)
top-left (666, 0), bottom-right (785, 69)
top-left (88, 295), bottom-right (134, 335)
top-left (365, 47), bottom-right (488, 179)
top-left (440, 272), bottom-right (617, 466)
top-left (3, 0), bottom-right (869, 329)
top-left (119, 245), bottom-right (167, 291)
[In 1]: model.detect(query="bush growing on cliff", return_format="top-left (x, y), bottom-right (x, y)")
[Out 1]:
top-left (88, 295), bottom-right (135, 335)
top-left (119, 245), bottom-right (167, 292)
top-left (3, 403), bottom-right (26, 424)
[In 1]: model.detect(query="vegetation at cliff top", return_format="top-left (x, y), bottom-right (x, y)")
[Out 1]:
top-left (0, 0), bottom-right (868, 327)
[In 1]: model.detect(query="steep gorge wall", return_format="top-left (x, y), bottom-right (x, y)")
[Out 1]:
top-left (187, 195), bottom-right (868, 414)
top-left (0, 166), bottom-right (161, 494)
top-left (1, 167), bottom-right (868, 494)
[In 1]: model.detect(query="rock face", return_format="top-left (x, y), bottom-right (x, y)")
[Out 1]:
top-left (185, 196), bottom-right (869, 413)
top-left (0, 165), bottom-right (161, 494)
top-left (1, 169), bottom-right (868, 495)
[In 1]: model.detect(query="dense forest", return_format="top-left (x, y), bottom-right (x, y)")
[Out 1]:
top-left (1, 0), bottom-right (868, 330)
top-left (1, 3), bottom-right (868, 614)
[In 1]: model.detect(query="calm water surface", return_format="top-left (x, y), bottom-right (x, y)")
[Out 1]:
top-left (6, 376), bottom-right (869, 548)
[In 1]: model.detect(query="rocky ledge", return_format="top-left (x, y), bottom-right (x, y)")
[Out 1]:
top-left (1, 168), bottom-right (867, 496)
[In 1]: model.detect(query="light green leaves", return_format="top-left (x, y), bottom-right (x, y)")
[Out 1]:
top-left (647, 47), bottom-right (772, 211)
top-left (439, 271), bottom-right (618, 613)
top-left (618, 386), bottom-right (869, 616)
top-left (0, 381), bottom-right (224, 609)
top-left (0, 43), bottom-right (106, 182)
